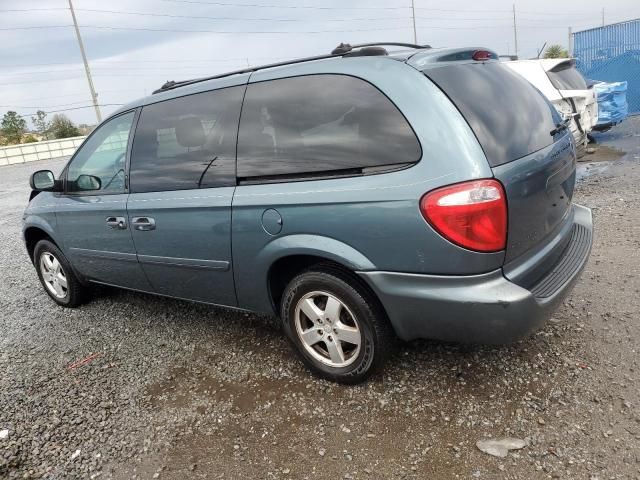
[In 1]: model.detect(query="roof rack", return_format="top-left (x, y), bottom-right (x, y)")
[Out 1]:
top-left (153, 41), bottom-right (431, 94)
top-left (331, 42), bottom-right (430, 55)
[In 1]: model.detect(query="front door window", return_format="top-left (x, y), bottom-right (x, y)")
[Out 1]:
top-left (66, 112), bottom-right (135, 193)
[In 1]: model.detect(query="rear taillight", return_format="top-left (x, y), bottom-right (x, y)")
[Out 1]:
top-left (420, 179), bottom-right (507, 252)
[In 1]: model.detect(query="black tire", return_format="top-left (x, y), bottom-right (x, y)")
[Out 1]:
top-left (280, 265), bottom-right (394, 384)
top-left (34, 239), bottom-right (88, 307)
top-left (576, 140), bottom-right (586, 159)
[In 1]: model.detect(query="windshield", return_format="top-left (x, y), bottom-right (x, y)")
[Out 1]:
top-left (546, 61), bottom-right (588, 90)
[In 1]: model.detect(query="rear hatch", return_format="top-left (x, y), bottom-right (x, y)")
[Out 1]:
top-left (419, 61), bottom-right (576, 267)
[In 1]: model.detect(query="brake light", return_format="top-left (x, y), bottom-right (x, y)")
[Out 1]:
top-left (472, 50), bottom-right (493, 61)
top-left (420, 179), bottom-right (507, 252)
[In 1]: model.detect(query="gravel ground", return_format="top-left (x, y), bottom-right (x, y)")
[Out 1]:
top-left (1, 119), bottom-right (639, 479)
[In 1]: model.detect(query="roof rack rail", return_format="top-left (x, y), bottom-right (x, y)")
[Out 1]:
top-left (153, 42), bottom-right (431, 95)
top-left (153, 53), bottom-right (337, 94)
top-left (331, 42), bottom-right (430, 55)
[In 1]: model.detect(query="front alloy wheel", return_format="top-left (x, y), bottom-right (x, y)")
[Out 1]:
top-left (34, 239), bottom-right (87, 307)
top-left (39, 252), bottom-right (68, 299)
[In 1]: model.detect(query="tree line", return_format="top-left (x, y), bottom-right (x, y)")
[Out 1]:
top-left (0, 110), bottom-right (84, 146)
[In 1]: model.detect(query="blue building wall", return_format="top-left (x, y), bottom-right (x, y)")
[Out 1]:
top-left (574, 19), bottom-right (640, 114)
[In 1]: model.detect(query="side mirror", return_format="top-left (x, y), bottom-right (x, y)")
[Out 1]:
top-left (75, 174), bottom-right (102, 191)
top-left (30, 170), bottom-right (58, 191)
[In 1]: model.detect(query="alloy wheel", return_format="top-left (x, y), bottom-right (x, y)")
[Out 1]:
top-left (294, 291), bottom-right (362, 367)
top-left (39, 252), bottom-right (68, 299)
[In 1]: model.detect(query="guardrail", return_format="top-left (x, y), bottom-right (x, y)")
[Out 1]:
top-left (0, 136), bottom-right (87, 166)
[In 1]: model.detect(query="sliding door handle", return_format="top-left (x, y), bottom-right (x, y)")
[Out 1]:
top-left (132, 217), bottom-right (156, 231)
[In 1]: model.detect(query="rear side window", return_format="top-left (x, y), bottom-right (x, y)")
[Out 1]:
top-left (236, 74), bottom-right (421, 179)
top-left (546, 61), bottom-right (588, 90)
top-left (130, 85), bottom-right (244, 193)
top-left (424, 63), bottom-right (559, 167)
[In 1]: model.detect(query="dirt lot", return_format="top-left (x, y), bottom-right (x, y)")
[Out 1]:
top-left (1, 119), bottom-right (639, 480)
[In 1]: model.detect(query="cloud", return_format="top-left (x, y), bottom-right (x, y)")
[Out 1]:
top-left (1, 0), bottom-right (635, 126)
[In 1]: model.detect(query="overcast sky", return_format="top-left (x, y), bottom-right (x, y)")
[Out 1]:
top-left (1, 0), bottom-right (637, 127)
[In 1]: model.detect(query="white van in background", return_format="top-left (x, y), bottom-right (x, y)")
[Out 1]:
top-left (504, 58), bottom-right (597, 158)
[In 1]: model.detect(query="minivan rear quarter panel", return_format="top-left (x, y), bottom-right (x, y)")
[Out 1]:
top-left (231, 58), bottom-right (504, 314)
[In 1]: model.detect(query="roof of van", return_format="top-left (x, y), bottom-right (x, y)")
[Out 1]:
top-left (111, 43), bottom-right (497, 117)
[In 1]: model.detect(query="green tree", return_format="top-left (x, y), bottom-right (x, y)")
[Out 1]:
top-left (31, 110), bottom-right (50, 140)
top-left (49, 114), bottom-right (81, 139)
top-left (1, 111), bottom-right (27, 145)
top-left (543, 44), bottom-right (569, 59)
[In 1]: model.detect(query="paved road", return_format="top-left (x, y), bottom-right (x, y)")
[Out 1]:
top-left (1, 121), bottom-right (639, 479)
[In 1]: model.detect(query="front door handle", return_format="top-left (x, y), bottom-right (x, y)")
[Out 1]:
top-left (106, 216), bottom-right (127, 230)
top-left (132, 217), bottom-right (156, 231)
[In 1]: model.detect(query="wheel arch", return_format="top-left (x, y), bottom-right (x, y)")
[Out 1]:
top-left (267, 254), bottom-right (387, 325)
top-left (24, 226), bottom-right (59, 264)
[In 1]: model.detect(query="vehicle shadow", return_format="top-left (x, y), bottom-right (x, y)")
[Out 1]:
top-left (92, 283), bottom-right (570, 401)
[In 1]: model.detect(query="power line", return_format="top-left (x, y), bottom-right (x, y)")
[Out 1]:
top-left (0, 100), bottom-right (107, 109)
top-left (415, 16), bottom-right (513, 21)
top-left (0, 5), bottom-right (631, 20)
top-left (413, 24), bottom-right (516, 30)
top-left (72, 8), bottom-right (410, 23)
top-left (83, 24), bottom-right (410, 34)
top-left (0, 26), bottom-right (73, 31)
top-left (158, 0), bottom-right (412, 10)
top-left (3, 57), bottom-right (285, 68)
top-left (18, 104), bottom-right (125, 117)
top-left (2, 68), bottom-right (85, 76)
top-left (414, 7), bottom-right (511, 13)
top-left (7, 90), bottom-right (142, 104)
top-left (1, 65), bottom-right (245, 76)
top-left (2, 23), bottom-right (532, 34)
top-left (0, 8), bottom-right (68, 13)
top-left (0, 24), bottom-right (409, 34)
top-left (2, 4), bottom-right (633, 16)
top-left (0, 77), bottom-right (87, 86)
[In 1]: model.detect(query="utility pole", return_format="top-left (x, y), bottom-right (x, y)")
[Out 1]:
top-left (68, 0), bottom-right (101, 123)
top-left (602, 7), bottom-right (605, 26)
top-left (411, 0), bottom-right (418, 44)
top-left (512, 4), bottom-right (518, 59)
top-left (568, 26), bottom-right (572, 57)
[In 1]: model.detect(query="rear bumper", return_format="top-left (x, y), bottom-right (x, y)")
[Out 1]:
top-left (359, 204), bottom-right (593, 344)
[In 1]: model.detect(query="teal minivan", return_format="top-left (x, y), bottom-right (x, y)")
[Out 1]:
top-left (23, 44), bottom-right (593, 383)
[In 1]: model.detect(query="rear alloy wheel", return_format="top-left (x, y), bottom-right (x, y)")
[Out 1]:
top-left (294, 291), bottom-right (362, 368)
top-left (281, 267), bottom-right (393, 384)
top-left (34, 239), bottom-right (87, 307)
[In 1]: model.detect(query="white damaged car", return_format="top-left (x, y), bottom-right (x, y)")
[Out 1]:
top-left (505, 58), bottom-right (597, 157)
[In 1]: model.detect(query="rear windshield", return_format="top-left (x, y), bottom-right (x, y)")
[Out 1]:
top-left (424, 62), bottom-right (559, 167)
top-left (546, 61), bottom-right (588, 90)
